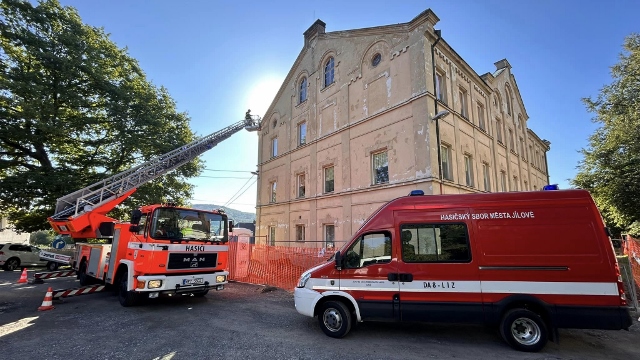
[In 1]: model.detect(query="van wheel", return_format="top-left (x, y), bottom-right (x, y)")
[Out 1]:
top-left (500, 308), bottom-right (548, 352)
top-left (47, 262), bottom-right (59, 271)
top-left (118, 270), bottom-right (140, 307)
top-left (318, 301), bottom-right (352, 338)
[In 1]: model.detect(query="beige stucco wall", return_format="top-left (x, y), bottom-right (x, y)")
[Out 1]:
top-left (254, 9), bottom-right (550, 247)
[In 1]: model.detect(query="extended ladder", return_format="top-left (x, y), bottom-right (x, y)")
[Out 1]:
top-left (51, 117), bottom-right (259, 220)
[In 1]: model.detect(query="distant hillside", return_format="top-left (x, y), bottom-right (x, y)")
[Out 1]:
top-left (190, 204), bottom-right (256, 223)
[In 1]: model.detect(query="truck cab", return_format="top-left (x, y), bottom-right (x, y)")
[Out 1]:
top-left (74, 204), bottom-right (230, 306)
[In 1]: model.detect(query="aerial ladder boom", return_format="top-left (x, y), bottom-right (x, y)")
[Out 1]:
top-left (48, 116), bottom-right (260, 238)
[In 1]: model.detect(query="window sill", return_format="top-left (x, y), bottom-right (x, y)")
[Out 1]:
top-left (295, 99), bottom-right (308, 108)
top-left (320, 82), bottom-right (335, 93)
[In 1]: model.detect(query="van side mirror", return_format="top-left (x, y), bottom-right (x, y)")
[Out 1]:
top-left (129, 225), bottom-right (140, 233)
top-left (335, 251), bottom-right (342, 270)
top-left (229, 220), bottom-right (234, 232)
top-left (130, 209), bottom-right (142, 225)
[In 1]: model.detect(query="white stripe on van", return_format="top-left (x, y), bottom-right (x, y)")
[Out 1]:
top-left (313, 279), bottom-right (619, 296)
top-left (480, 281), bottom-right (619, 296)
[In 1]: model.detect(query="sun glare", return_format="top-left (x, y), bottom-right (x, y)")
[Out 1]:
top-left (245, 75), bottom-right (284, 119)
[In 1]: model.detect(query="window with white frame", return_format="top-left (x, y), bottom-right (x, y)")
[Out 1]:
top-left (482, 163), bottom-right (490, 192)
top-left (269, 226), bottom-right (276, 246)
top-left (295, 225), bottom-right (305, 242)
top-left (269, 181), bottom-right (276, 203)
top-left (459, 87), bottom-right (469, 119)
top-left (535, 150), bottom-right (540, 168)
top-left (441, 145), bottom-right (453, 181)
top-left (435, 71), bottom-right (447, 104)
top-left (324, 166), bottom-right (334, 193)
top-left (298, 121), bottom-right (306, 146)
top-left (297, 173), bottom-right (305, 198)
top-left (477, 102), bottom-right (485, 131)
top-left (372, 150), bottom-right (389, 185)
top-left (324, 57), bottom-right (335, 87)
top-left (500, 171), bottom-right (507, 192)
top-left (464, 154), bottom-right (474, 187)
top-left (271, 137), bottom-right (278, 158)
top-left (299, 77), bottom-right (307, 103)
top-left (324, 224), bottom-right (335, 248)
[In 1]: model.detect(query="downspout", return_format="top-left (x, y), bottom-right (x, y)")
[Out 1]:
top-left (542, 140), bottom-right (551, 185)
top-left (431, 29), bottom-right (443, 194)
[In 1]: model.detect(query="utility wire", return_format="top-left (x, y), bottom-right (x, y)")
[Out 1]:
top-left (224, 177), bottom-right (257, 208)
top-left (223, 175), bottom-right (255, 208)
top-left (202, 168), bottom-right (254, 173)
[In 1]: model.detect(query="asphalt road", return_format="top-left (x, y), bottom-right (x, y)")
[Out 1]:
top-left (1, 269), bottom-right (639, 360)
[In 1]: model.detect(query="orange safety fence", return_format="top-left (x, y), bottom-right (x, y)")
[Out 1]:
top-left (226, 242), bottom-right (338, 291)
top-left (623, 235), bottom-right (640, 294)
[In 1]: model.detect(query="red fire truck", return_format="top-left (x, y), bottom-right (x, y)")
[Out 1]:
top-left (294, 188), bottom-right (633, 352)
top-left (48, 116), bottom-right (259, 306)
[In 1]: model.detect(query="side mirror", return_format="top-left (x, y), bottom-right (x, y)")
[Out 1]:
top-left (130, 209), bottom-right (142, 225)
top-left (334, 251), bottom-right (342, 270)
top-left (129, 225), bottom-right (140, 233)
top-left (228, 220), bottom-right (234, 232)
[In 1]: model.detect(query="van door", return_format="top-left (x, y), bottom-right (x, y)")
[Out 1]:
top-left (395, 210), bottom-right (483, 324)
top-left (339, 231), bottom-right (399, 321)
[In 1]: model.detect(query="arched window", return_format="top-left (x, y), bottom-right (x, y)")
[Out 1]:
top-left (324, 57), bottom-right (335, 87)
top-left (299, 77), bottom-right (307, 103)
top-left (505, 87), bottom-right (513, 115)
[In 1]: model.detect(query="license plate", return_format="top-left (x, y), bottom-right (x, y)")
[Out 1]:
top-left (182, 278), bottom-right (204, 285)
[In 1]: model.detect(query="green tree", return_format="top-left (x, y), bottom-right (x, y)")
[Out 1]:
top-left (29, 230), bottom-right (54, 246)
top-left (572, 33), bottom-right (640, 237)
top-left (0, 0), bottom-right (202, 233)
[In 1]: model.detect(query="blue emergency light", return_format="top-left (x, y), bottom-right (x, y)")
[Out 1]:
top-left (409, 190), bottom-right (425, 196)
top-left (543, 184), bottom-right (559, 191)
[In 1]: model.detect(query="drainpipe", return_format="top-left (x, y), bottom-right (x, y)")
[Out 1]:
top-left (542, 139), bottom-right (551, 185)
top-left (431, 29), bottom-right (443, 194)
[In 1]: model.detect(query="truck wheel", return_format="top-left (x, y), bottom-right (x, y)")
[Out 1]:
top-left (78, 263), bottom-right (91, 286)
top-left (47, 262), bottom-right (59, 271)
top-left (317, 300), bottom-right (352, 338)
top-left (117, 270), bottom-right (140, 307)
top-left (3, 258), bottom-right (20, 271)
top-left (499, 308), bottom-right (548, 352)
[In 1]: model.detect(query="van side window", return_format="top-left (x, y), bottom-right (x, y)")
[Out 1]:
top-left (400, 224), bottom-right (471, 263)
top-left (344, 232), bottom-right (391, 269)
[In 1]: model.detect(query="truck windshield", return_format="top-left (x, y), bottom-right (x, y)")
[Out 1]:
top-left (151, 208), bottom-right (226, 243)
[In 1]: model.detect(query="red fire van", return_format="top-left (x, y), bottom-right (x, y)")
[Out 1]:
top-left (294, 189), bottom-right (633, 352)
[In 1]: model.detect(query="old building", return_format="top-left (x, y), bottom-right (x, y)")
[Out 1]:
top-left (254, 9), bottom-right (550, 247)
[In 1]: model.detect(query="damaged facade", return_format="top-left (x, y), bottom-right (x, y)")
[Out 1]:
top-left (254, 9), bottom-right (551, 246)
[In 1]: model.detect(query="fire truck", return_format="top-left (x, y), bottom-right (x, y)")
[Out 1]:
top-left (47, 116), bottom-right (259, 306)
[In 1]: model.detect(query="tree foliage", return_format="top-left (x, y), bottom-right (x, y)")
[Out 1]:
top-left (0, 0), bottom-right (202, 233)
top-left (572, 33), bottom-right (640, 237)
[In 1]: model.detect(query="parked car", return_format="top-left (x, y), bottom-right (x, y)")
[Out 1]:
top-left (0, 244), bottom-right (47, 271)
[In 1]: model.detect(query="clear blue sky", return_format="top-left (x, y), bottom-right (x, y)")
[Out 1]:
top-left (57, 0), bottom-right (638, 213)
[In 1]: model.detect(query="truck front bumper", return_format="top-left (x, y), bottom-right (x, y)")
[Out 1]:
top-left (135, 271), bottom-right (229, 294)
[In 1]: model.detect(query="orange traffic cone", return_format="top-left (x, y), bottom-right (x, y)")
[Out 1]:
top-left (17, 268), bottom-right (28, 284)
top-left (38, 287), bottom-right (55, 311)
